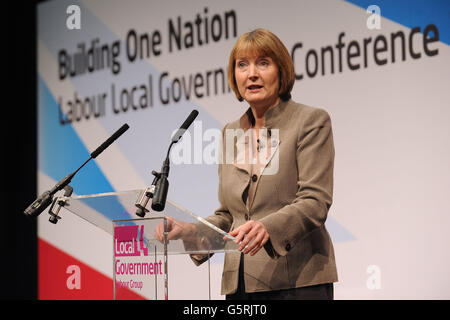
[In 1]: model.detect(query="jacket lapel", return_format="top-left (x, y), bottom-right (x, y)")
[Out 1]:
top-left (227, 108), bottom-right (282, 211)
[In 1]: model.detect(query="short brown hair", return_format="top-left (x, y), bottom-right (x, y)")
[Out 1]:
top-left (227, 28), bottom-right (295, 102)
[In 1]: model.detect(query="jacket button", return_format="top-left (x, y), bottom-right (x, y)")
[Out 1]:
top-left (285, 243), bottom-right (291, 252)
top-left (251, 174), bottom-right (257, 182)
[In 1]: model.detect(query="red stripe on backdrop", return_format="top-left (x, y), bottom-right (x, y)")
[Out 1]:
top-left (38, 238), bottom-right (145, 300)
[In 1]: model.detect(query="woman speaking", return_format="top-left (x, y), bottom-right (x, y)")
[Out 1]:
top-left (156, 28), bottom-right (338, 300)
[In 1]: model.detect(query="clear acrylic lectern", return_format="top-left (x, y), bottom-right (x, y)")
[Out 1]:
top-left (52, 188), bottom-right (238, 300)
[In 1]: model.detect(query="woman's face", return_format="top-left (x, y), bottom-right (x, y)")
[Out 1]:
top-left (234, 52), bottom-right (280, 109)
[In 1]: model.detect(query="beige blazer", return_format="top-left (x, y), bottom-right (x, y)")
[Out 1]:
top-left (195, 99), bottom-right (338, 295)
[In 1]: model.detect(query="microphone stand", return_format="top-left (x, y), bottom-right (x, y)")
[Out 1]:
top-left (48, 185), bottom-right (73, 224)
top-left (134, 170), bottom-right (160, 217)
top-left (24, 123), bottom-right (130, 222)
top-left (135, 109), bottom-right (198, 217)
top-left (39, 156), bottom-right (92, 224)
top-left (135, 142), bottom-right (174, 217)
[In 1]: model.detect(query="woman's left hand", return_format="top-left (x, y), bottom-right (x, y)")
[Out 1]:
top-left (225, 220), bottom-right (270, 256)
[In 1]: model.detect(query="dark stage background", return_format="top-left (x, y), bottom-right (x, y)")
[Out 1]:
top-left (2, 1), bottom-right (40, 299)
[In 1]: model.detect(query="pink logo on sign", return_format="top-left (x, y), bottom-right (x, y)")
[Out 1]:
top-left (114, 225), bottom-right (148, 257)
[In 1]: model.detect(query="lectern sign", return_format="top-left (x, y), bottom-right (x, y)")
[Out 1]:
top-left (114, 225), bottom-right (148, 257)
top-left (113, 222), bottom-right (165, 299)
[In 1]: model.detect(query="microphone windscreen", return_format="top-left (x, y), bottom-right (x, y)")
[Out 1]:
top-left (179, 110), bottom-right (199, 130)
top-left (91, 123), bottom-right (129, 158)
top-left (171, 110), bottom-right (199, 142)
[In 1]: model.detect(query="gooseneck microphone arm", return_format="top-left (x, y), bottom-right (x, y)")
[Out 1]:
top-left (136, 110), bottom-right (198, 215)
top-left (24, 123), bottom-right (130, 218)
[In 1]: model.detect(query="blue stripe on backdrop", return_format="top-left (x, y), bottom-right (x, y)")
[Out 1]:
top-left (38, 75), bottom-right (132, 221)
top-left (345, 0), bottom-right (450, 45)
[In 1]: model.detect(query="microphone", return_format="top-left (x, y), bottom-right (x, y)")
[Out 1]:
top-left (150, 160), bottom-right (169, 212)
top-left (91, 123), bottom-right (129, 158)
top-left (150, 110), bottom-right (198, 212)
top-left (171, 110), bottom-right (199, 143)
top-left (24, 123), bottom-right (130, 218)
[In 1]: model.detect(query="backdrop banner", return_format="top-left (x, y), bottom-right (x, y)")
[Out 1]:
top-left (37, 0), bottom-right (450, 299)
